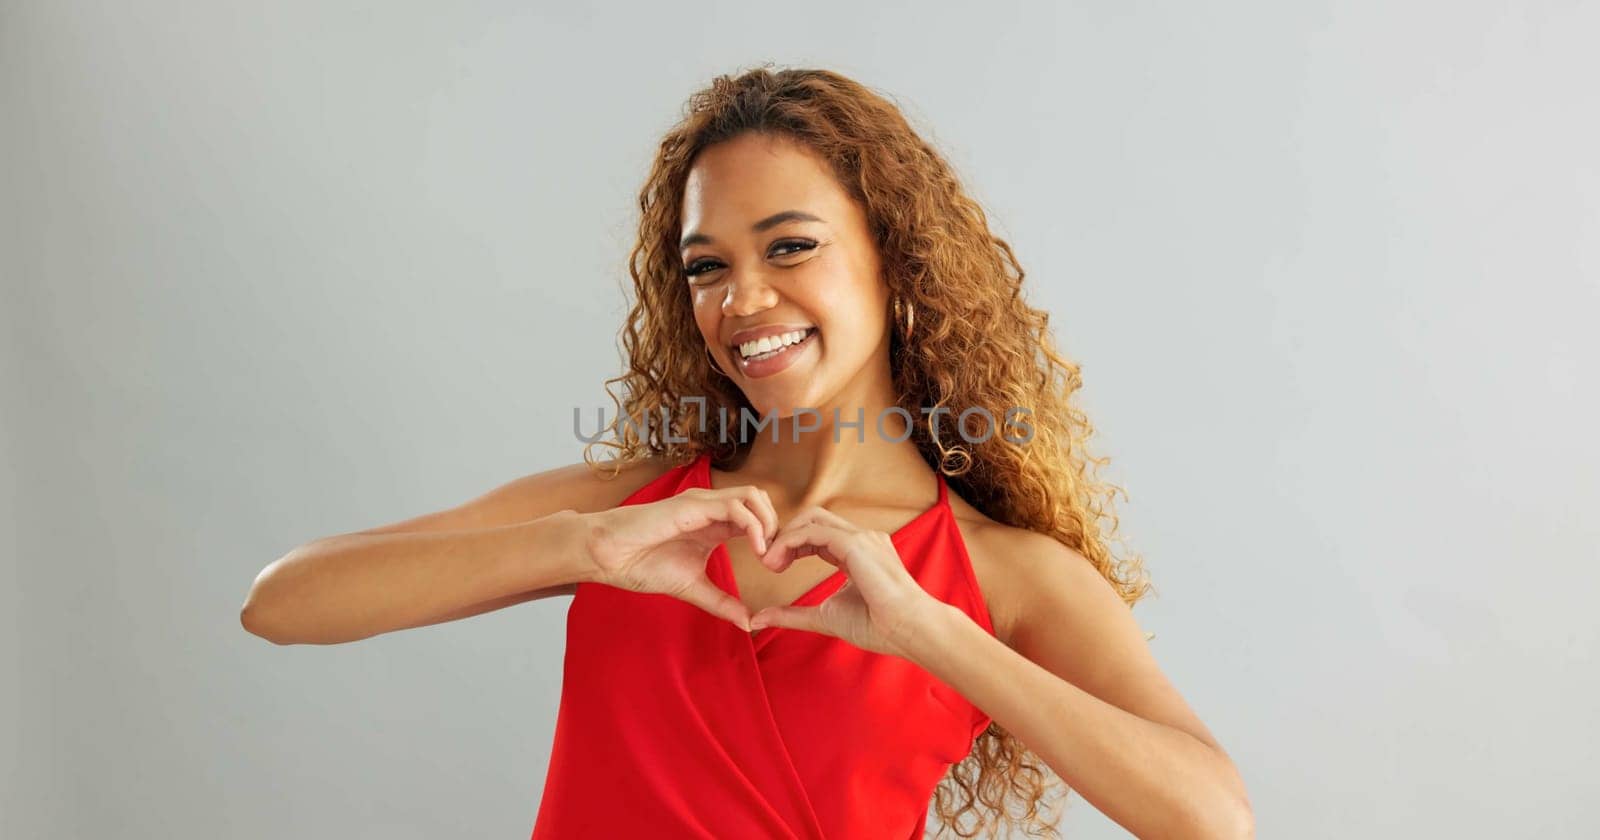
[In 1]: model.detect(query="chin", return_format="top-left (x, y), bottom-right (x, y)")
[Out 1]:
top-left (745, 391), bottom-right (824, 423)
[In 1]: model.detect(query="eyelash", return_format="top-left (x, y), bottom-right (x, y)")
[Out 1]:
top-left (684, 238), bottom-right (818, 279)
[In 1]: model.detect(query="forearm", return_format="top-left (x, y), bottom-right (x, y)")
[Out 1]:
top-left (903, 604), bottom-right (1252, 839)
top-left (241, 510), bottom-right (594, 645)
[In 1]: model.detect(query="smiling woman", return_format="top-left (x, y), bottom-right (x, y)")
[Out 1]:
top-left (678, 133), bottom-right (894, 405)
top-left (547, 67), bottom-right (1250, 838)
top-left (242, 64), bottom-right (1251, 840)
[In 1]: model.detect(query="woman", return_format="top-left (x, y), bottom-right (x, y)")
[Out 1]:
top-left (241, 67), bottom-right (1252, 839)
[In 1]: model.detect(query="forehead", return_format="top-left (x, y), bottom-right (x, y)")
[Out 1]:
top-left (680, 133), bottom-right (848, 229)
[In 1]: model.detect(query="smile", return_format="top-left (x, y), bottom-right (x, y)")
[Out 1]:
top-left (735, 327), bottom-right (817, 360)
top-left (731, 327), bottom-right (818, 379)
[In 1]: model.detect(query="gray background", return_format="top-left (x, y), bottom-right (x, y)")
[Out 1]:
top-left (4, 1), bottom-right (1596, 837)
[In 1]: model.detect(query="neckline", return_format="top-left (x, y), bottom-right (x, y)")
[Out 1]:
top-left (696, 452), bottom-right (949, 636)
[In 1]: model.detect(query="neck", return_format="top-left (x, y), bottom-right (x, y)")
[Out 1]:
top-left (717, 366), bottom-right (937, 513)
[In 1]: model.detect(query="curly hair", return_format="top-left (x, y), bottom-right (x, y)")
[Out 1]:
top-left (581, 63), bottom-right (1152, 838)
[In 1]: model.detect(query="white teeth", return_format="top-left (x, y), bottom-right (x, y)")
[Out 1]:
top-left (737, 328), bottom-right (812, 360)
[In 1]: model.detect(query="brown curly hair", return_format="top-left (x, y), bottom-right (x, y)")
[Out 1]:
top-left (582, 63), bottom-right (1152, 838)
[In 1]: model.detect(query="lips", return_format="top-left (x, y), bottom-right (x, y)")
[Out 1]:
top-left (727, 322), bottom-right (818, 349)
top-left (731, 327), bottom-right (816, 360)
top-left (733, 326), bottom-right (818, 379)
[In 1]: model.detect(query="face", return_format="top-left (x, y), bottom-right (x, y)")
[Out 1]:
top-left (679, 132), bottom-right (891, 420)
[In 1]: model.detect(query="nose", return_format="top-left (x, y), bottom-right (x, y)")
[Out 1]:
top-left (721, 267), bottom-right (779, 319)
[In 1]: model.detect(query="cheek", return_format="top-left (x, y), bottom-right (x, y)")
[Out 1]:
top-left (805, 282), bottom-right (885, 344)
top-left (689, 293), bottom-right (722, 338)
top-left (798, 252), bottom-right (882, 315)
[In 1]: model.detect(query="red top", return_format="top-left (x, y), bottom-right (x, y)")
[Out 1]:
top-left (530, 452), bottom-right (995, 839)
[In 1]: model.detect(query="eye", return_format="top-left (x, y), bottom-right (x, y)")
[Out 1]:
top-left (682, 238), bottom-right (818, 282)
top-left (770, 238), bottom-right (819, 257)
top-left (684, 258), bottom-right (721, 279)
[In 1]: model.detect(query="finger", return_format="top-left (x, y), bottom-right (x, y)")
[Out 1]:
top-left (749, 604), bottom-right (827, 635)
top-left (741, 486), bottom-right (779, 548)
top-left (676, 575), bottom-right (753, 632)
top-left (675, 495), bottom-right (761, 552)
top-left (691, 483), bottom-right (771, 550)
top-left (779, 505), bottom-right (823, 533)
top-left (760, 521), bottom-right (849, 572)
top-left (679, 515), bottom-right (743, 552)
top-left (778, 504), bottom-right (858, 540)
top-left (668, 491), bottom-right (731, 535)
top-left (802, 505), bottom-right (859, 531)
top-left (722, 498), bottom-right (768, 555)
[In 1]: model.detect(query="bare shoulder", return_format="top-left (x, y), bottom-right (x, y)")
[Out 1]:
top-left (352, 453), bottom-right (680, 536)
top-left (511, 453), bottom-right (683, 515)
top-left (945, 490), bottom-right (1229, 759)
top-left (945, 492), bottom-right (1108, 650)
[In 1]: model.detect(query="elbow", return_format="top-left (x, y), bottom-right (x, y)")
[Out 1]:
top-left (1224, 763), bottom-right (1254, 839)
top-left (1197, 790), bottom-right (1254, 840)
top-left (1197, 747), bottom-right (1253, 839)
top-left (240, 595), bottom-right (291, 645)
top-left (239, 603), bottom-right (272, 643)
top-left (240, 563), bottom-right (298, 645)
top-left (1222, 796), bottom-right (1254, 840)
top-left (1171, 777), bottom-right (1252, 840)
top-left (1172, 802), bottom-right (1252, 840)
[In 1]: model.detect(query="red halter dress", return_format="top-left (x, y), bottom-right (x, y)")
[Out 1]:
top-left (530, 452), bottom-right (995, 839)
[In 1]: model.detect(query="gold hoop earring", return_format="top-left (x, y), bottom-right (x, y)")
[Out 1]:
top-left (893, 295), bottom-right (916, 341)
top-left (705, 344), bottom-right (729, 378)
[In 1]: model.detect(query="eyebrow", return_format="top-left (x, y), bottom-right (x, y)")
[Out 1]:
top-left (679, 210), bottom-right (826, 251)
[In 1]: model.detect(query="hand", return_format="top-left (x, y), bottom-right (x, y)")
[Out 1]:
top-left (583, 484), bottom-right (777, 631)
top-left (752, 505), bottom-right (945, 658)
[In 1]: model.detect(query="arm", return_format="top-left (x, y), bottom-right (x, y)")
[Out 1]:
top-left (239, 458), bottom-right (666, 645)
top-left (901, 532), bottom-right (1253, 839)
top-left (240, 512), bottom-right (591, 645)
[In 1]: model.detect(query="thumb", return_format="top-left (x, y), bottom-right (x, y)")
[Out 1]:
top-left (676, 576), bottom-right (753, 632)
top-left (750, 605), bottom-right (824, 634)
